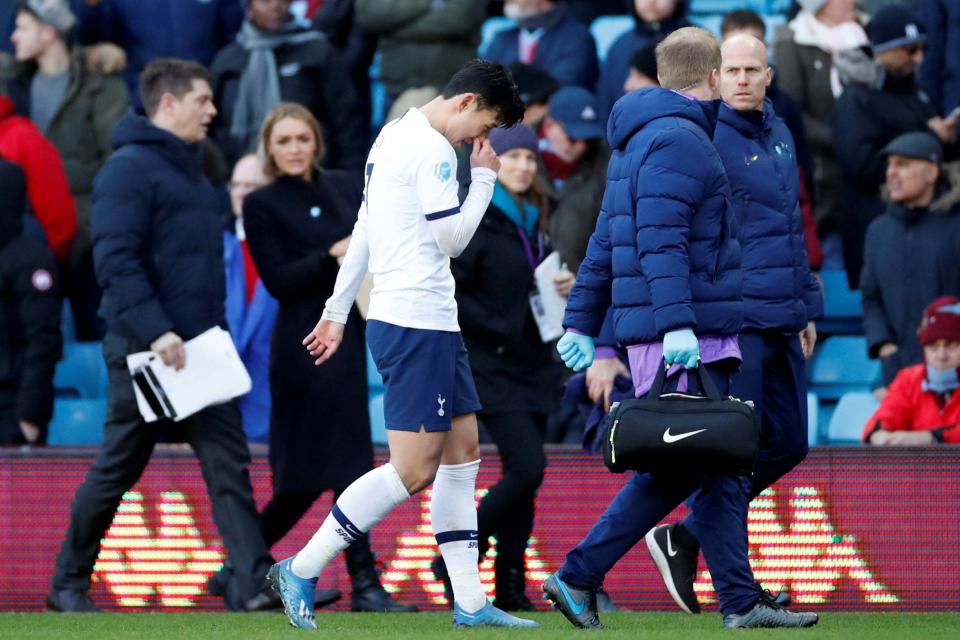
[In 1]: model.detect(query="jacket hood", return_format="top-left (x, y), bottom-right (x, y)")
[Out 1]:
top-left (111, 110), bottom-right (205, 177)
top-left (0, 159), bottom-right (26, 245)
top-left (718, 98), bottom-right (776, 138)
top-left (607, 87), bottom-right (719, 150)
top-left (628, 0), bottom-right (689, 35)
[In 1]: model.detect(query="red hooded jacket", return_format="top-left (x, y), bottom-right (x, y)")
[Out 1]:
top-left (0, 95), bottom-right (77, 261)
top-left (863, 363), bottom-right (960, 444)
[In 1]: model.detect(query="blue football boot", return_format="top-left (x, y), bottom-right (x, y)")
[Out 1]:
top-left (542, 573), bottom-right (603, 629)
top-left (453, 600), bottom-right (539, 628)
top-left (267, 557), bottom-right (318, 629)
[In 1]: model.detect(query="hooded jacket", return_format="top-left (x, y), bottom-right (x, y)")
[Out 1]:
top-left (0, 159), bottom-right (61, 431)
top-left (91, 112), bottom-right (227, 348)
top-left (1, 48), bottom-right (129, 246)
top-left (860, 166), bottom-right (960, 384)
top-left (563, 88), bottom-right (743, 345)
top-left (715, 101), bottom-right (822, 332)
top-left (596, 0), bottom-right (690, 120)
top-left (0, 95), bottom-right (77, 261)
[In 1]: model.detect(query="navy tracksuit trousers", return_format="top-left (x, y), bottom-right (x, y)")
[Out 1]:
top-left (558, 361), bottom-right (759, 616)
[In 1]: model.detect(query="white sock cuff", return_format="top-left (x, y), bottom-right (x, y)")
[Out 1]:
top-left (381, 462), bottom-right (411, 503)
top-left (435, 459), bottom-right (480, 481)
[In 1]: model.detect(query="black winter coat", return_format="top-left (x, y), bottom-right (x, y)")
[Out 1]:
top-left (452, 204), bottom-right (563, 416)
top-left (0, 160), bottom-right (61, 430)
top-left (92, 112), bottom-right (227, 348)
top-left (210, 30), bottom-right (367, 171)
top-left (243, 172), bottom-right (372, 494)
top-left (831, 72), bottom-right (939, 288)
top-left (860, 174), bottom-right (960, 385)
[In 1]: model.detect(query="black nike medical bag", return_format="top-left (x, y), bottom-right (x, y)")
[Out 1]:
top-left (601, 363), bottom-right (759, 475)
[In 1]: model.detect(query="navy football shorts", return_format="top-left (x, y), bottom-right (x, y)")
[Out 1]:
top-left (366, 320), bottom-right (482, 432)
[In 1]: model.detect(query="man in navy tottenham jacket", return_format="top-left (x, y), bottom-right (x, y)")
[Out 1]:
top-left (644, 31), bottom-right (823, 616)
top-left (542, 27), bottom-right (818, 630)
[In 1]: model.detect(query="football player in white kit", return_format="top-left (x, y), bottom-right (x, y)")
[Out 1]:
top-left (267, 60), bottom-right (535, 629)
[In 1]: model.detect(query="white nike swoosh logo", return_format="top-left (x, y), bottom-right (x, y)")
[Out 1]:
top-left (666, 529), bottom-right (678, 557)
top-left (662, 428), bottom-right (707, 444)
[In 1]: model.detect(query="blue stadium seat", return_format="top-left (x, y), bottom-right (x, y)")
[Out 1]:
top-left (369, 391), bottom-right (387, 445)
top-left (690, 14), bottom-right (724, 38)
top-left (479, 17), bottom-right (516, 57)
top-left (818, 269), bottom-right (864, 335)
top-left (590, 15), bottom-right (633, 62)
top-left (827, 392), bottom-right (879, 443)
top-left (691, 0), bottom-right (766, 14)
top-left (47, 398), bottom-right (106, 445)
top-left (810, 336), bottom-right (880, 400)
top-left (765, 0), bottom-right (794, 13)
top-left (369, 52), bottom-right (387, 129)
top-left (54, 342), bottom-right (108, 399)
top-left (807, 392), bottom-right (819, 446)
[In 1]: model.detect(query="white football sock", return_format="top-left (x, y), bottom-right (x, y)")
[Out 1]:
top-left (431, 459), bottom-right (486, 612)
top-left (291, 463), bottom-right (409, 579)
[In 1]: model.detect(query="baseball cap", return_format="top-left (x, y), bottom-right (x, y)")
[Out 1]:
top-left (880, 131), bottom-right (942, 164)
top-left (21, 0), bottom-right (75, 34)
top-left (548, 86), bottom-right (603, 141)
top-left (867, 4), bottom-right (926, 54)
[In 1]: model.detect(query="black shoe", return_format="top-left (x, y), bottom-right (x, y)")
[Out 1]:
top-left (352, 584), bottom-right (418, 612)
top-left (493, 565), bottom-right (535, 612)
top-left (595, 586), bottom-right (619, 612)
top-left (315, 587), bottom-right (343, 609)
top-left (774, 588), bottom-right (791, 608)
top-left (431, 555), bottom-right (454, 609)
top-left (542, 573), bottom-right (603, 629)
top-left (644, 523), bottom-right (701, 614)
top-left (206, 564), bottom-right (231, 598)
top-left (723, 589), bottom-right (818, 629)
top-left (46, 589), bottom-right (100, 613)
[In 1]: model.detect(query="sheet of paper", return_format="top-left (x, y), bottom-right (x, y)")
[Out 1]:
top-left (531, 251), bottom-right (567, 343)
top-left (126, 327), bottom-right (251, 423)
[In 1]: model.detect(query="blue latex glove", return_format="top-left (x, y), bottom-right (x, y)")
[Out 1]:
top-left (557, 331), bottom-right (595, 372)
top-left (663, 329), bottom-right (700, 369)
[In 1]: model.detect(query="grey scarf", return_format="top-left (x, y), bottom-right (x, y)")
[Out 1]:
top-left (230, 20), bottom-right (323, 152)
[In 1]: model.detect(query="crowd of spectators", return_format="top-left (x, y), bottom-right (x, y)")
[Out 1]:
top-left (0, 0), bottom-right (958, 453)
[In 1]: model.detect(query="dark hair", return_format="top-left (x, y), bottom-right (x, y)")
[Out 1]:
top-left (139, 58), bottom-right (211, 118)
top-left (721, 9), bottom-right (766, 39)
top-left (441, 59), bottom-right (524, 127)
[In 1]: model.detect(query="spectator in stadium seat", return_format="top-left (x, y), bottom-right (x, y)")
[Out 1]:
top-left (564, 0), bottom-right (627, 25)
top-left (223, 154), bottom-right (276, 444)
top-left (2, 0), bottom-right (128, 341)
top-left (0, 159), bottom-right (61, 446)
top-left (447, 124), bottom-right (568, 611)
top-left (540, 86), bottom-right (610, 273)
top-left (864, 295), bottom-right (960, 445)
top-left (918, 0), bottom-right (960, 122)
top-left (486, 0), bottom-right (599, 90)
top-left (860, 132), bottom-right (960, 389)
top-left (832, 3), bottom-right (957, 289)
top-left (71, 0), bottom-right (244, 101)
top-left (355, 0), bottom-right (485, 105)
top-left (623, 39), bottom-right (659, 92)
top-left (241, 103), bottom-right (416, 613)
top-left (211, 0), bottom-right (366, 171)
top-left (773, 0), bottom-right (868, 240)
top-left (721, 8), bottom-right (822, 271)
top-left (509, 61), bottom-right (559, 129)
top-left (0, 94), bottom-right (76, 262)
top-left (49, 59), bottom-right (277, 614)
top-left (596, 0), bottom-right (689, 121)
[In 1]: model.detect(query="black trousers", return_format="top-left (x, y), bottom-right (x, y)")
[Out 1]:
top-left (259, 488), bottom-right (377, 580)
top-left (52, 333), bottom-right (272, 604)
top-left (477, 411), bottom-right (547, 569)
top-left (0, 389), bottom-right (26, 445)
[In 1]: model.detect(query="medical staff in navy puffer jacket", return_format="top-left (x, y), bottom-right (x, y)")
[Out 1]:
top-left (542, 27), bottom-right (819, 631)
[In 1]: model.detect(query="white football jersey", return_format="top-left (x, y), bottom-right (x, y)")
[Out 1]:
top-left (362, 108), bottom-right (463, 332)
